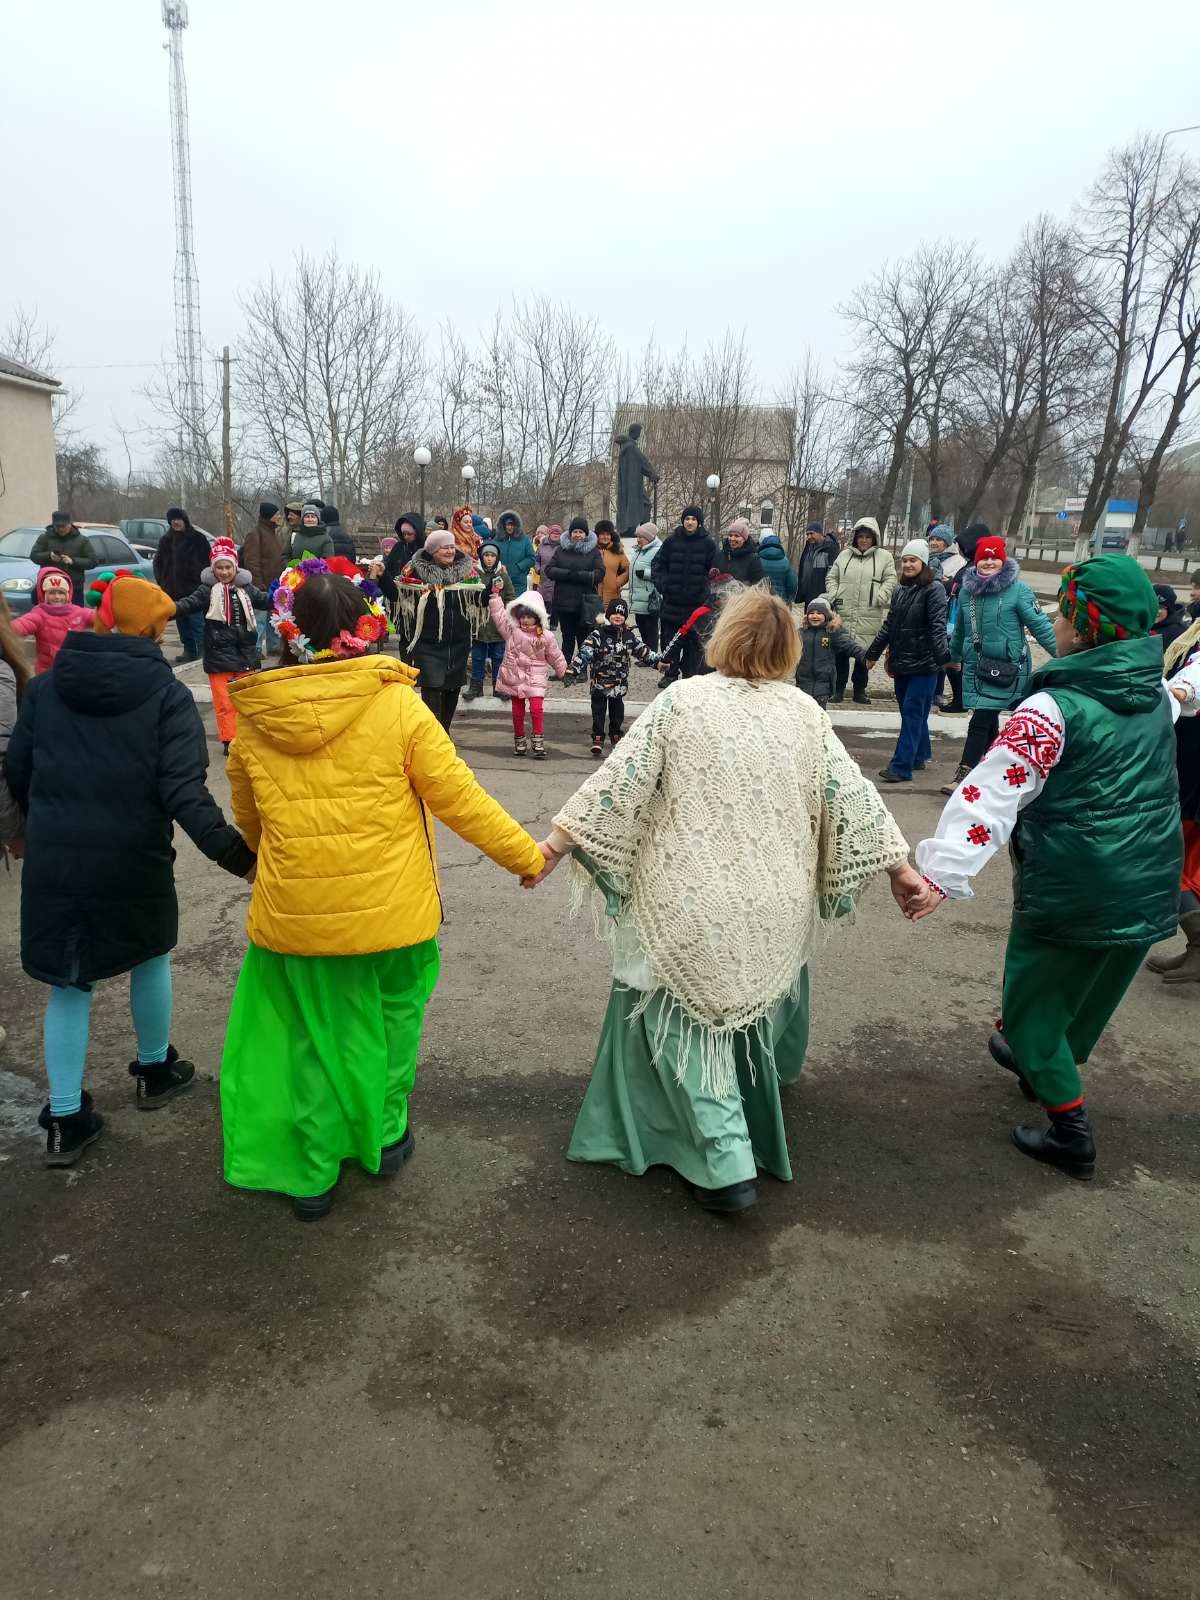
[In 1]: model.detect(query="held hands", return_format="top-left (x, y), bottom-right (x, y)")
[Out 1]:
top-left (1170, 684), bottom-right (1190, 705)
top-left (521, 840), bottom-right (564, 890)
top-left (864, 657), bottom-right (877, 670)
top-left (946, 662), bottom-right (962, 673)
top-left (887, 862), bottom-right (940, 922)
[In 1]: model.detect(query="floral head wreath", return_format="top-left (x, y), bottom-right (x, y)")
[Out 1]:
top-left (269, 555), bottom-right (391, 663)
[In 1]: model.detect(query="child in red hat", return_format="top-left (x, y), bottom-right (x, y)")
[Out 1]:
top-left (174, 536), bottom-right (271, 751)
top-left (10, 566), bottom-right (93, 672)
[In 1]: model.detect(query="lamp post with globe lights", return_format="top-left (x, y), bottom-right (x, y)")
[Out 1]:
top-left (413, 446), bottom-right (431, 520)
top-left (461, 464), bottom-right (476, 508)
top-left (706, 472), bottom-right (721, 536)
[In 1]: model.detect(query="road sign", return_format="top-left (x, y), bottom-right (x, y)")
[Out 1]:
top-left (1056, 510), bottom-right (1069, 520)
top-left (1064, 496), bottom-right (1086, 513)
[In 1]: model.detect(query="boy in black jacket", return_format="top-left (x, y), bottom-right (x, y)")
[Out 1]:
top-left (173, 536), bottom-right (270, 752)
top-left (795, 599), bottom-right (865, 709)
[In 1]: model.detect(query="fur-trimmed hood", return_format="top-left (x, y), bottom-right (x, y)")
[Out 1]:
top-left (960, 556), bottom-right (1020, 596)
top-left (507, 588), bottom-right (550, 627)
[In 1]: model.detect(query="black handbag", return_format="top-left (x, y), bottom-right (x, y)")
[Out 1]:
top-left (969, 596), bottom-right (1019, 687)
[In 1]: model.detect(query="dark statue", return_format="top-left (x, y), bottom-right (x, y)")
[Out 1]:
top-left (615, 422), bottom-right (659, 536)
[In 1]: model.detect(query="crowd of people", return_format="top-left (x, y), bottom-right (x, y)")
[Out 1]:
top-left (1, 494), bottom-right (1199, 1220)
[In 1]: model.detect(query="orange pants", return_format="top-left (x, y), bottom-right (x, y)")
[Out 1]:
top-left (209, 672), bottom-right (241, 744)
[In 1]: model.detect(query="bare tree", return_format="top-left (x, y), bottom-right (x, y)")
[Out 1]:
top-left (239, 252), bottom-right (426, 516)
top-left (1071, 137), bottom-right (1197, 557)
top-left (841, 242), bottom-right (981, 535)
top-left (775, 353), bottom-right (846, 555)
top-left (3, 305), bottom-right (83, 441)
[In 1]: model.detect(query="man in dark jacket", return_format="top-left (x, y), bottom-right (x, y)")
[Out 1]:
top-left (4, 573), bottom-right (254, 1166)
top-left (153, 507), bottom-right (212, 663)
top-left (651, 506), bottom-right (719, 678)
top-left (320, 504), bottom-right (357, 561)
top-left (240, 502), bottom-right (285, 659)
top-left (796, 520), bottom-right (841, 606)
top-left (1152, 585), bottom-right (1189, 655)
top-left (30, 512), bottom-right (97, 604)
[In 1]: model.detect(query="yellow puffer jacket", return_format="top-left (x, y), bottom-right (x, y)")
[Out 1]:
top-left (227, 656), bottom-right (543, 956)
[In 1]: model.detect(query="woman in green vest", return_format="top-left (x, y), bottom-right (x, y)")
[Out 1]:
top-left (914, 555), bottom-right (1181, 1180)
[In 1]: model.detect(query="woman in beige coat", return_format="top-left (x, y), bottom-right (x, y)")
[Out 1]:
top-left (824, 517), bottom-right (897, 703)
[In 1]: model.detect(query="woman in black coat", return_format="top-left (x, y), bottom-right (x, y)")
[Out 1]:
top-left (865, 539), bottom-right (950, 784)
top-left (3, 575), bottom-right (255, 1168)
top-left (546, 519), bottom-right (605, 663)
top-left (715, 518), bottom-right (764, 586)
top-left (380, 512), bottom-right (426, 615)
top-left (651, 506), bottom-right (719, 678)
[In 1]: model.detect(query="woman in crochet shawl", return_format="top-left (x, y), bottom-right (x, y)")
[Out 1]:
top-left (394, 529), bottom-right (486, 731)
top-left (528, 588), bottom-right (927, 1214)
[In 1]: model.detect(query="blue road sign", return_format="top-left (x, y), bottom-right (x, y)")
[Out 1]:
top-left (1056, 510), bottom-right (1069, 520)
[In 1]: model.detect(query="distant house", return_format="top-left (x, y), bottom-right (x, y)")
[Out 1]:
top-left (0, 353), bottom-right (60, 531)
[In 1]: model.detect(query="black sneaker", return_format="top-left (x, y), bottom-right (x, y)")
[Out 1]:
top-left (376, 1128), bottom-right (415, 1176)
top-left (38, 1097), bottom-right (104, 1168)
top-left (692, 1179), bottom-right (758, 1214)
top-left (130, 1045), bottom-right (196, 1111)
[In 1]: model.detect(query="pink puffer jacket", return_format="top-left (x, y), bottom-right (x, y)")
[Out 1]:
top-left (489, 591), bottom-right (568, 700)
top-left (12, 569), bottom-right (95, 672)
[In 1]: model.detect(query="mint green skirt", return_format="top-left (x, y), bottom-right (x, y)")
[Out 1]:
top-left (567, 972), bottom-right (810, 1189)
top-left (221, 940), bottom-right (440, 1199)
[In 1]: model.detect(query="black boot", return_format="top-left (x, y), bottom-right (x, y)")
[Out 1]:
top-left (130, 1044), bottom-right (196, 1111)
top-left (691, 1179), bottom-right (758, 1214)
top-left (376, 1128), bottom-right (415, 1177)
top-left (1012, 1105), bottom-right (1096, 1181)
top-left (463, 679), bottom-right (483, 701)
top-left (38, 1096), bottom-right (104, 1168)
top-left (988, 1030), bottom-right (1037, 1102)
top-left (292, 1188), bottom-right (337, 1221)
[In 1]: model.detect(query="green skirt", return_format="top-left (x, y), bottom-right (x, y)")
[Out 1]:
top-left (221, 940), bottom-right (440, 1199)
top-left (567, 972), bottom-right (810, 1189)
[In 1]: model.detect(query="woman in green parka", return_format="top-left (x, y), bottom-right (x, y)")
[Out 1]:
top-left (942, 535), bottom-right (1056, 794)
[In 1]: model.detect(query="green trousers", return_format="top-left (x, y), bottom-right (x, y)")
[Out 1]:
top-left (567, 972), bottom-right (810, 1188)
top-left (1000, 928), bottom-right (1149, 1109)
top-left (221, 940), bottom-right (440, 1199)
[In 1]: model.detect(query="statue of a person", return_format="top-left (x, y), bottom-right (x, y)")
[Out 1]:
top-left (615, 422), bottom-right (659, 536)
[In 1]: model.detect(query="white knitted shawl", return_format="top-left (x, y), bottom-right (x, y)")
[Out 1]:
top-left (553, 675), bottom-right (908, 1096)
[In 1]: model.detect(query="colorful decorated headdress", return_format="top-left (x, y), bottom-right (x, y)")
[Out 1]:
top-left (1058, 555), bottom-right (1157, 647)
top-left (269, 555), bottom-right (391, 663)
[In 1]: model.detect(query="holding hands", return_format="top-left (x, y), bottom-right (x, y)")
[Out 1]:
top-left (887, 862), bottom-right (941, 922)
top-left (521, 839), bottom-right (565, 890)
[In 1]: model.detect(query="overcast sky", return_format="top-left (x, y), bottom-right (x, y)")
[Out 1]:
top-left (3, 0), bottom-right (1199, 472)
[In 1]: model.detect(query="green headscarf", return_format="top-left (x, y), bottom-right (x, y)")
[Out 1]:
top-left (1058, 554), bottom-right (1158, 646)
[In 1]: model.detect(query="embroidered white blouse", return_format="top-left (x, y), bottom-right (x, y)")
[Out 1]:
top-left (917, 655), bottom-right (1199, 901)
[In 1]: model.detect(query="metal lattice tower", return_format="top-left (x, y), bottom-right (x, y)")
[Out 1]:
top-left (162, 1), bottom-right (206, 490)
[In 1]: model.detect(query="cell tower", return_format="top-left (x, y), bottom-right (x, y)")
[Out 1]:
top-left (162, 1), bottom-right (206, 491)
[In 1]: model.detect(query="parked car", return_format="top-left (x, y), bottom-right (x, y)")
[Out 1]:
top-left (0, 526), bottom-right (156, 616)
top-left (119, 517), bottom-right (215, 558)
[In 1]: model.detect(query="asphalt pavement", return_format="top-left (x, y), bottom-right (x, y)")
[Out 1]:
top-left (0, 706), bottom-right (1197, 1600)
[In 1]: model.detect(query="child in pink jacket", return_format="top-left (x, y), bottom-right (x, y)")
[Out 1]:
top-left (12, 567), bottom-right (94, 672)
top-left (487, 586), bottom-right (568, 759)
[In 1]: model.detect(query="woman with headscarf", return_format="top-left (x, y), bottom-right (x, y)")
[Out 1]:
top-left (393, 528), bottom-right (487, 731)
top-left (450, 505), bottom-right (480, 559)
top-left (380, 512), bottom-right (426, 616)
top-left (524, 587), bottom-right (922, 1214)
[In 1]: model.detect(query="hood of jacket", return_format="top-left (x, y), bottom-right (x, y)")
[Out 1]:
top-left (507, 589), bottom-right (550, 627)
top-left (231, 655), bottom-right (419, 756)
top-left (395, 511), bottom-right (426, 543)
top-left (51, 631), bottom-right (174, 718)
top-left (759, 533), bottom-right (784, 552)
top-left (1030, 634), bottom-right (1167, 715)
top-left (164, 507), bottom-right (195, 534)
top-left (495, 510), bottom-right (524, 540)
top-left (960, 557), bottom-right (1020, 597)
top-left (850, 517), bottom-right (881, 548)
top-left (560, 530), bottom-right (598, 555)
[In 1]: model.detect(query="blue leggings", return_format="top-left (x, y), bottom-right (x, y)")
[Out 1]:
top-left (44, 954), bottom-right (173, 1115)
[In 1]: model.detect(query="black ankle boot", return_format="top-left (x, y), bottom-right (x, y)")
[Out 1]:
top-left (692, 1179), bottom-right (758, 1214)
top-left (38, 1098), bottom-right (105, 1168)
top-left (130, 1044), bottom-right (196, 1111)
top-left (988, 1030), bottom-right (1037, 1102)
top-left (376, 1128), bottom-right (415, 1176)
top-left (293, 1188), bottom-right (336, 1221)
top-left (1012, 1105), bottom-right (1096, 1180)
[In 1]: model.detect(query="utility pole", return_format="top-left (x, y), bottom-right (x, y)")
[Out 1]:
top-left (221, 345), bottom-right (233, 538)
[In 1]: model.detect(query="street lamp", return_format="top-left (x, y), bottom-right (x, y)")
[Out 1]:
top-left (413, 445), bottom-right (431, 520)
top-left (461, 463), bottom-right (476, 505)
top-left (706, 472), bottom-right (721, 534)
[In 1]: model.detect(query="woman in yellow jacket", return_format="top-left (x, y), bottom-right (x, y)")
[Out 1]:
top-left (222, 560), bottom-right (545, 1220)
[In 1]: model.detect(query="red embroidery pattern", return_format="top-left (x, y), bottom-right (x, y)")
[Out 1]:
top-left (967, 824), bottom-right (992, 847)
top-left (961, 783), bottom-right (981, 803)
top-left (1004, 764), bottom-right (1029, 788)
top-left (989, 708), bottom-right (1063, 778)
